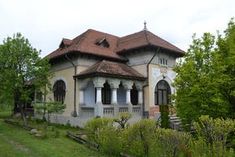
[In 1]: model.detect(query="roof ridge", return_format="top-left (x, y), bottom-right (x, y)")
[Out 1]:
top-left (144, 30), bottom-right (151, 45)
top-left (146, 31), bottom-right (183, 52)
top-left (86, 29), bottom-right (120, 38)
top-left (96, 60), bottom-right (108, 72)
top-left (71, 29), bottom-right (90, 45)
top-left (119, 30), bottom-right (144, 39)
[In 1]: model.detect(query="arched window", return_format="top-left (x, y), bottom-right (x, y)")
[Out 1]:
top-left (53, 80), bottom-right (66, 103)
top-left (102, 82), bottom-right (111, 104)
top-left (155, 80), bottom-right (171, 105)
top-left (131, 84), bottom-right (138, 105)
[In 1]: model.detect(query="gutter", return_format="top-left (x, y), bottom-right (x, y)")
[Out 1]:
top-left (65, 54), bottom-right (77, 117)
top-left (146, 47), bottom-right (161, 85)
top-left (143, 47), bottom-right (161, 117)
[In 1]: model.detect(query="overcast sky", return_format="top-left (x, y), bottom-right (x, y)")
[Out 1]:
top-left (0, 0), bottom-right (234, 57)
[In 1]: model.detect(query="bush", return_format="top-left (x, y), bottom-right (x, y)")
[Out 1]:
top-left (160, 105), bottom-right (170, 128)
top-left (190, 138), bottom-right (235, 157)
top-left (191, 115), bottom-right (235, 156)
top-left (113, 112), bottom-right (131, 129)
top-left (153, 128), bottom-right (191, 157)
top-left (193, 115), bottom-right (235, 147)
top-left (98, 125), bottom-right (122, 156)
top-left (122, 119), bottom-right (157, 157)
top-left (84, 117), bottom-right (121, 156)
top-left (84, 117), bottom-right (113, 144)
top-left (83, 116), bottom-right (235, 157)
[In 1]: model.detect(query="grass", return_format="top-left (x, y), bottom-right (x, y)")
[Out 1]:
top-left (0, 112), bottom-right (110, 157)
top-left (0, 109), bottom-right (12, 119)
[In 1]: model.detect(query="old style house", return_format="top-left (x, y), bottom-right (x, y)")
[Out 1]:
top-left (45, 26), bottom-right (184, 126)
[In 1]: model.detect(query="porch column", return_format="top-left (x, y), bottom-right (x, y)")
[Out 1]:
top-left (93, 77), bottom-right (105, 117)
top-left (138, 90), bottom-right (143, 105)
top-left (109, 79), bottom-right (120, 116)
top-left (123, 80), bottom-right (133, 113)
top-left (136, 82), bottom-right (143, 116)
top-left (96, 87), bottom-right (102, 103)
top-left (126, 89), bottom-right (131, 104)
top-left (111, 88), bottom-right (117, 104)
top-left (79, 90), bottom-right (84, 105)
top-left (78, 79), bottom-right (89, 116)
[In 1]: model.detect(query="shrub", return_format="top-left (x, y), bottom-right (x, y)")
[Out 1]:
top-left (190, 138), bottom-right (235, 157)
top-left (98, 125), bottom-right (122, 156)
top-left (192, 115), bottom-right (235, 156)
top-left (84, 117), bottom-right (113, 144)
top-left (193, 115), bottom-right (235, 148)
top-left (153, 128), bottom-right (191, 157)
top-left (84, 117), bottom-right (121, 156)
top-left (122, 119), bottom-right (157, 157)
top-left (34, 101), bottom-right (65, 122)
top-left (160, 105), bottom-right (170, 128)
top-left (113, 112), bottom-right (131, 129)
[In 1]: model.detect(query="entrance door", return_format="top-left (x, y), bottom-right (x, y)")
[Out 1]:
top-left (154, 80), bottom-right (171, 105)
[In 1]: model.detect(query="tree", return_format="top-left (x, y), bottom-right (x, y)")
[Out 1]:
top-left (34, 101), bottom-right (65, 122)
top-left (0, 33), bottom-right (51, 125)
top-left (215, 19), bottom-right (235, 116)
top-left (173, 19), bottom-right (235, 128)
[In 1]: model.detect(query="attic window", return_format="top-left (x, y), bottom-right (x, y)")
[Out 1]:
top-left (59, 38), bottom-right (71, 49)
top-left (95, 38), bottom-right (110, 48)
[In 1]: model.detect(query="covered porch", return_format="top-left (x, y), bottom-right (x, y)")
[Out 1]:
top-left (75, 60), bottom-right (146, 119)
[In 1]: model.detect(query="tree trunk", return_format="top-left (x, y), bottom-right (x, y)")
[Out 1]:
top-left (19, 104), bottom-right (27, 126)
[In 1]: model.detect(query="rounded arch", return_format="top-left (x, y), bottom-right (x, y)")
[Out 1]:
top-left (84, 80), bottom-right (96, 106)
top-left (53, 79), bottom-right (66, 103)
top-left (102, 81), bottom-right (111, 104)
top-left (153, 75), bottom-right (174, 94)
top-left (131, 84), bottom-right (138, 105)
top-left (53, 77), bottom-right (68, 91)
top-left (154, 80), bottom-right (171, 105)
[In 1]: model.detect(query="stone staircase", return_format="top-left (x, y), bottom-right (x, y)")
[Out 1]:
top-left (169, 114), bottom-right (182, 131)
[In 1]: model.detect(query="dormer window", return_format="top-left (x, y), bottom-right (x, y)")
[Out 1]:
top-left (95, 38), bottom-right (110, 48)
top-left (59, 38), bottom-right (72, 49)
top-left (159, 58), bottom-right (168, 66)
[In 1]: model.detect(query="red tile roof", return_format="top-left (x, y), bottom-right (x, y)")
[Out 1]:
top-left (47, 29), bottom-right (184, 60)
top-left (59, 38), bottom-right (72, 48)
top-left (116, 30), bottom-right (184, 56)
top-left (75, 60), bottom-right (146, 80)
top-left (47, 29), bottom-right (124, 61)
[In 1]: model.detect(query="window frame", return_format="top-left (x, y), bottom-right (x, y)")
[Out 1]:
top-left (131, 85), bottom-right (138, 105)
top-left (154, 80), bottom-right (171, 105)
top-left (102, 82), bottom-right (111, 104)
top-left (53, 80), bottom-right (66, 104)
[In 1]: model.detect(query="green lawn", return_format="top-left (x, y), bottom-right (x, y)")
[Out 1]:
top-left (0, 116), bottom-right (109, 157)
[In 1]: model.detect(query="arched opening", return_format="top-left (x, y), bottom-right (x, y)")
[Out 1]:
top-left (53, 80), bottom-right (66, 103)
top-left (131, 84), bottom-right (138, 105)
top-left (102, 82), bottom-right (111, 104)
top-left (84, 81), bottom-right (96, 106)
top-left (155, 80), bottom-right (171, 105)
top-left (117, 83), bottom-right (126, 105)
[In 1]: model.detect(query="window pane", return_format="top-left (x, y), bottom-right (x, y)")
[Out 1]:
top-left (155, 92), bottom-right (158, 105)
top-left (131, 88), bottom-right (138, 105)
top-left (158, 90), bottom-right (162, 105)
top-left (163, 90), bottom-right (167, 105)
top-left (53, 80), bottom-right (66, 104)
top-left (102, 82), bottom-right (111, 104)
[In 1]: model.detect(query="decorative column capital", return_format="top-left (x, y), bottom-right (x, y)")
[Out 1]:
top-left (78, 78), bottom-right (90, 90)
top-left (93, 77), bottom-right (106, 88)
top-left (108, 79), bottom-right (120, 89)
top-left (122, 80), bottom-right (133, 90)
top-left (135, 82), bottom-right (143, 91)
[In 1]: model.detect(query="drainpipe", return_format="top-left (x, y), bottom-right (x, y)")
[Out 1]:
top-left (65, 54), bottom-right (77, 117)
top-left (143, 47), bottom-right (160, 117)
